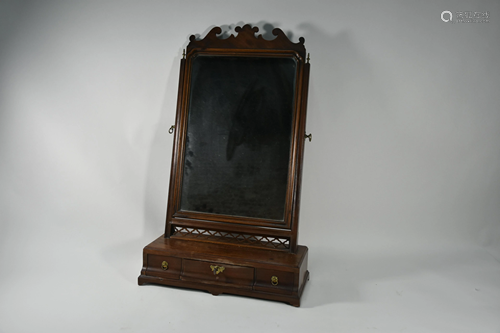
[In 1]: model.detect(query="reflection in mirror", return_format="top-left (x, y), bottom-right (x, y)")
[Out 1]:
top-left (180, 56), bottom-right (297, 220)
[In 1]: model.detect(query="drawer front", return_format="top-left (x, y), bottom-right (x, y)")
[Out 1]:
top-left (182, 259), bottom-right (254, 287)
top-left (254, 269), bottom-right (295, 295)
top-left (146, 255), bottom-right (182, 279)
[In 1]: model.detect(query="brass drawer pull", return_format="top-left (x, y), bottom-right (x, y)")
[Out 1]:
top-left (161, 261), bottom-right (169, 270)
top-left (271, 276), bottom-right (279, 286)
top-left (210, 265), bottom-right (225, 275)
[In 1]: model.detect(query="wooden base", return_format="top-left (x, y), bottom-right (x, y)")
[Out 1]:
top-left (138, 235), bottom-right (309, 306)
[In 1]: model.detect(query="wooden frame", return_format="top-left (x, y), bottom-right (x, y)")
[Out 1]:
top-left (139, 25), bottom-right (311, 306)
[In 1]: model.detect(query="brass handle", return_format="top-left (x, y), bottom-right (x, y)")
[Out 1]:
top-left (161, 261), bottom-right (169, 270)
top-left (210, 265), bottom-right (225, 275)
top-left (305, 133), bottom-right (312, 142)
top-left (271, 276), bottom-right (279, 286)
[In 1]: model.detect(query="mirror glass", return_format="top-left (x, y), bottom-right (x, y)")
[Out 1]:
top-left (180, 55), bottom-right (297, 220)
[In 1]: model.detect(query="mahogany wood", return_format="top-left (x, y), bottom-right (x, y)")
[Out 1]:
top-left (139, 236), bottom-right (309, 306)
top-left (139, 24), bottom-right (311, 306)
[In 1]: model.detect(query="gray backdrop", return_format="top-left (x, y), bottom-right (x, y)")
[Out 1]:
top-left (1, 0), bottom-right (499, 332)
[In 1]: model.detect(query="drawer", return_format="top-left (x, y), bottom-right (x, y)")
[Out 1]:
top-left (254, 269), bottom-right (295, 295)
top-left (182, 259), bottom-right (254, 287)
top-left (146, 255), bottom-right (182, 279)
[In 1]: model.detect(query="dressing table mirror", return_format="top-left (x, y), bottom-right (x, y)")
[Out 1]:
top-left (139, 24), bottom-right (311, 306)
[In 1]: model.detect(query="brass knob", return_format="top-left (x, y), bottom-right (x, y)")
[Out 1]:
top-left (271, 276), bottom-right (279, 286)
top-left (168, 125), bottom-right (175, 134)
top-left (305, 133), bottom-right (312, 142)
top-left (161, 261), bottom-right (169, 270)
top-left (210, 265), bottom-right (225, 275)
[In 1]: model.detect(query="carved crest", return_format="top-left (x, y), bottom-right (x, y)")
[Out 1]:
top-left (186, 24), bottom-right (306, 59)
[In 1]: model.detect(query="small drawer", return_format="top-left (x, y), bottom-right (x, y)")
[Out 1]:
top-left (182, 259), bottom-right (254, 287)
top-left (254, 269), bottom-right (295, 295)
top-left (146, 255), bottom-right (182, 279)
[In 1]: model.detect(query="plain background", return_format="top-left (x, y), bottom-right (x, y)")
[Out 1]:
top-left (1, 0), bottom-right (499, 332)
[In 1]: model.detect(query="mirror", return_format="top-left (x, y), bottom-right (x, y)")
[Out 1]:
top-left (180, 55), bottom-right (297, 221)
top-left (140, 25), bottom-right (311, 307)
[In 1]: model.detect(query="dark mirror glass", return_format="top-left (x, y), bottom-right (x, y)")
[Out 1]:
top-left (180, 55), bottom-right (297, 220)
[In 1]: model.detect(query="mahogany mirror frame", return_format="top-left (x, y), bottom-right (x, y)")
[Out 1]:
top-left (163, 25), bottom-right (311, 253)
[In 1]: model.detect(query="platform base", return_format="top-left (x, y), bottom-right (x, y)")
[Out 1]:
top-left (138, 235), bottom-right (309, 306)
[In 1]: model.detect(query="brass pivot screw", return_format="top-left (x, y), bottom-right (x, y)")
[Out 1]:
top-left (161, 261), bottom-right (169, 270)
top-left (271, 276), bottom-right (279, 286)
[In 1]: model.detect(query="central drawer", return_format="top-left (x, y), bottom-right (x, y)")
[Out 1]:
top-left (182, 259), bottom-right (254, 287)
